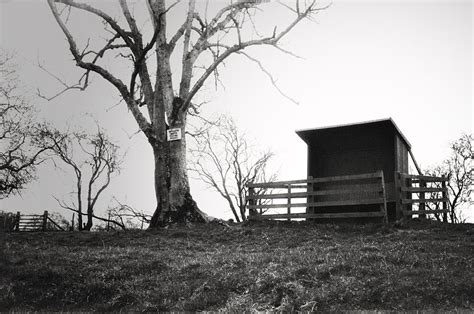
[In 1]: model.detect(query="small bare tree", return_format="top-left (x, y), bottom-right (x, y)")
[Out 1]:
top-left (0, 50), bottom-right (52, 198)
top-left (41, 126), bottom-right (123, 230)
top-left (189, 117), bottom-right (276, 222)
top-left (425, 134), bottom-right (473, 223)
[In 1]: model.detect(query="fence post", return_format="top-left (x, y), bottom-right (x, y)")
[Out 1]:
top-left (287, 185), bottom-right (291, 221)
top-left (442, 176), bottom-right (448, 223)
top-left (42, 210), bottom-right (48, 231)
top-left (394, 172), bottom-right (402, 220)
top-left (308, 176), bottom-right (313, 215)
top-left (406, 176), bottom-right (413, 219)
top-left (419, 178), bottom-right (426, 219)
top-left (248, 186), bottom-right (257, 218)
top-left (379, 171), bottom-right (388, 224)
top-left (15, 211), bottom-right (21, 232)
top-left (71, 213), bottom-right (75, 231)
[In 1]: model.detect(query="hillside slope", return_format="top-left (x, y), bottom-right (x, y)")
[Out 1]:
top-left (1, 220), bottom-right (473, 311)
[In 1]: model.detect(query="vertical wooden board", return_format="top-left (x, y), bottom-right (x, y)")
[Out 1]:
top-left (393, 135), bottom-right (401, 217)
top-left (402, 140), bottom-right (409, 174)
top-left (395, 135), bottom-right (402, 173)
top-left (307, 145), bottom-right (312, 178)
top-left (287, 186), bottom-right (291, 221)
top-left (247, 187), bottom-right (257, 217)
top-left (442, 179), bottom-right (448, 222)
top-left (306, 176), bottom-right (314, 214)
top-left (419, 179), bottom-right (426, 218)
top-left (379, 171), bottom-right (388, 224)
top-left (395, 135), bottom-right (409, 174)
top-left (394, 135), bottom-right (411, 218)
top-left (394, 171), bottom-right (402, 219)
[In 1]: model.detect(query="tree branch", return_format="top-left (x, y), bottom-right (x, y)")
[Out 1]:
top-left (47, 0), bottom-right (152, 137)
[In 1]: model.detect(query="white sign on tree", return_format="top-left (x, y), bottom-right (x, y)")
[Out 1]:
top-left (167, 128), bottom-right (182, 141)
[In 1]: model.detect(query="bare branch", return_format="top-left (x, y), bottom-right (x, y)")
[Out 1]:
top-left (48, 0), bottom-right (154, 141)
top-left (189, 115), bottom-right (277, 221)
top-left (0, 51), bottom-right (57, 198)
top-left (237, 51), bottom-right (299, 104)
top-left (182, 1), bottom-right (325, 109)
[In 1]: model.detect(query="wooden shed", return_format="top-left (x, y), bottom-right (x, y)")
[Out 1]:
top-left (246, 118), bottom-right (449, 223)
top-left (295, 118), bottom-right (410, 221)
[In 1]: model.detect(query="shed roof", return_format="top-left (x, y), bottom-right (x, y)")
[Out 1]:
top-left (295, 118), bottom-right (412, 149)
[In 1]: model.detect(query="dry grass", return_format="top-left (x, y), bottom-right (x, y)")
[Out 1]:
top-left (0, 219), bottom-right (473, 311)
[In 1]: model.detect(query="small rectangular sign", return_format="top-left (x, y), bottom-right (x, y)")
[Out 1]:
top-left (167, 128), bottom-right (182, 141)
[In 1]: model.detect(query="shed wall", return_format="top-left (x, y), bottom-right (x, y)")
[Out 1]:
top-left (307, 123), bottom-right (395, 182)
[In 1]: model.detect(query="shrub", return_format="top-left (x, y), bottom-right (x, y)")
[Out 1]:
top-left (0, 211), bottom-right (18, 232)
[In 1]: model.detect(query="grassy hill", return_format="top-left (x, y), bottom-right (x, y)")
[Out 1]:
top-left (1, 220), bottom-right (473, 311)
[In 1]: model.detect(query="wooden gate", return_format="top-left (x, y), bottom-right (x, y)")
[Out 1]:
top-left (13, 211), bottom-right (65, 232)
top-left (247, 171), bottom-right (388, 222)
top-left (395, 173), bottom-right (449, 222)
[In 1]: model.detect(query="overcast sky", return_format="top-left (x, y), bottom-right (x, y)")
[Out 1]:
top-left (1, 0), bottom-right (472, 222)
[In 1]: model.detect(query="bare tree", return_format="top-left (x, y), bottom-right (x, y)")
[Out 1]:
top-left (189, 116), bottom-right (276, 222)
top-left (41, 126), bottom-right (123, 230)
top-left (0, 50), bottom-right (53, 198)
top-left (425, 134), bottom-right (473, 223)
top-left (46, 0), bottom-right (327, 227)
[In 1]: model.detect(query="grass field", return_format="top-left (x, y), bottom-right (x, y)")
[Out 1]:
top-left (1, 219), bottom-right (473, 311)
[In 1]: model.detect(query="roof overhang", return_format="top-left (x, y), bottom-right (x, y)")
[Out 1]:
top-left (295, 117), bottom-right (412, 149)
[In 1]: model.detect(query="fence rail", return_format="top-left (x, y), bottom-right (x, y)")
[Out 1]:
top-left (395, 172), bottom-right (449, 221)
top-left (247, 171), bottom-right (388, 222)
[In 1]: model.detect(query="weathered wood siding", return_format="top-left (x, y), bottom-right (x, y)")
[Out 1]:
top-left (391, 134), bottom-right (411, 220)
top-left (307, 123), bottom-right (395, 183)
top-left (395, 134), bottom-right (409, 174)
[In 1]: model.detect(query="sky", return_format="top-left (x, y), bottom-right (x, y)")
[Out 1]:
top-left (0, 0), bottom-right (472, 223)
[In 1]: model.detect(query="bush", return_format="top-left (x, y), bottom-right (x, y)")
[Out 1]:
top-left (0, 211), bottom-right (18, 232)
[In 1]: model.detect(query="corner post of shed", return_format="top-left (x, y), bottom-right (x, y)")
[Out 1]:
top-left (307, 176), bottom-right (314, 215)
top-left (394, 171), bottom-right (402, 220)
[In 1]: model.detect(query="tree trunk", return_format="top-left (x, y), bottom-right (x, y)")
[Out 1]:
top-left (226, 197), bottom-right (241, 223)
top-left (239, 204), bottom-right (247, 222)
top-left (84, 207), bottom-right (93, 231)
top-left (149, 111), bottom-right (207, 227)
top-left (77, 208), bottom-right (83, 231)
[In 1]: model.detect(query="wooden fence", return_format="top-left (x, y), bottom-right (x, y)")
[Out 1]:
top-left (246, 171), bottom-right (388, 222)
top-left (395, 173), bottom-right (449, 222)
top-left (13, 211), bottom-right (65, 232)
